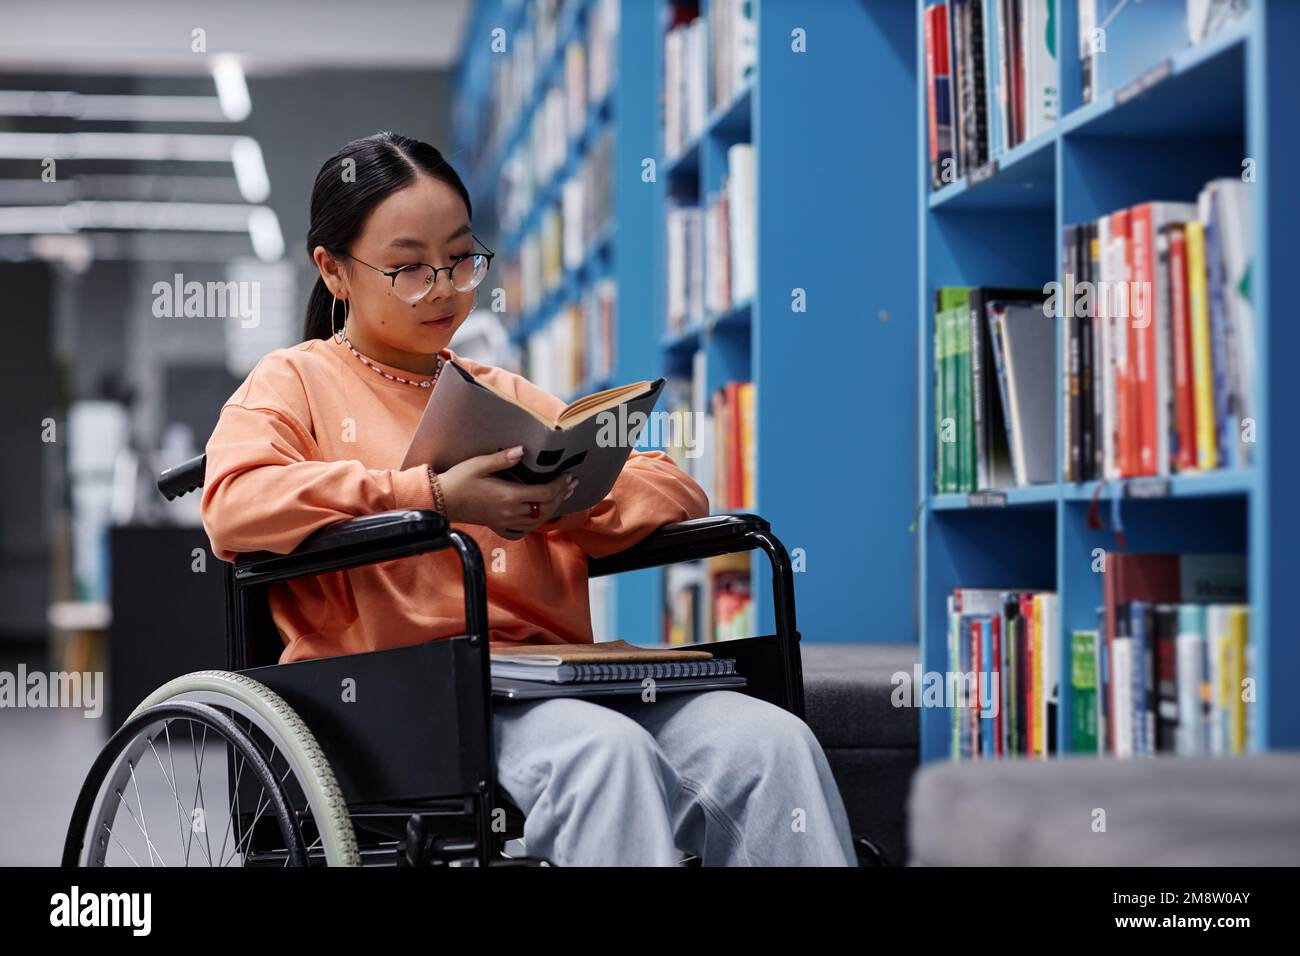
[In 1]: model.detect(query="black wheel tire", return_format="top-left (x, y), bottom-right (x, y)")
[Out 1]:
top-left (63, 700), bottom-right (308, 867)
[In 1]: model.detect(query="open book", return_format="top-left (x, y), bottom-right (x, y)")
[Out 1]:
top-left (401, 359), bottom-right (666, 518)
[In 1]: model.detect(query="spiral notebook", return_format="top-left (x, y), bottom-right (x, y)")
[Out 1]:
top-left (489, 640), bottom-right (746, 700)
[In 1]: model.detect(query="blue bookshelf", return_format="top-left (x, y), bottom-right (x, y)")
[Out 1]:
top-left (452, 0), bottom-right (667, 644)
top-left (455, 0), bottom-right (921, 649)
top-left (916, 0), bottom-right (1300, 761)
top-left (652, 0), bottom-right (919, 646)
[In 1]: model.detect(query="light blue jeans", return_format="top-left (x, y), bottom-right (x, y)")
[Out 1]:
top-left (492, 689), bottom-right (858, 866)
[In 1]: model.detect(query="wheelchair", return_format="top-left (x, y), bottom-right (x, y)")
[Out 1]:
top-left (62, 452), bottom-right (888, 867)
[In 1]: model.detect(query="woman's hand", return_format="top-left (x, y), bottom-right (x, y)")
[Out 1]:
top-left (437, 446), bottom-right (578, 540)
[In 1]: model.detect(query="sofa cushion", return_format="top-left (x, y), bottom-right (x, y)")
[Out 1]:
top-left (801, 643), bottom-right (919, 749)
top-left (800, 643), bottom-right (920, 865)
top-left (908, 753), bottom-right (1300, 866)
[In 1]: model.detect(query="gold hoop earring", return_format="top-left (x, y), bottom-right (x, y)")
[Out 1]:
top-left (331, 294), bottom-right (349, 344)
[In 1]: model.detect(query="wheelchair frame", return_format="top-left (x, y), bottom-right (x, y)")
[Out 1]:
top-left (149, 452), bottom-right (807, 866)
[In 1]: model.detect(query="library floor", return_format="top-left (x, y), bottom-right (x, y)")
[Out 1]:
top-left (0, 702), bottom-right (105, 866)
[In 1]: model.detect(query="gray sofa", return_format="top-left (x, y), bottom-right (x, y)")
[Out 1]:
top-left (907, 752), bottom-right (1300, 865)
top-left (801, 643), bottom-right (919, 865)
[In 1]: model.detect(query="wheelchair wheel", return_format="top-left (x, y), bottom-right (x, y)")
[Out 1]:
top-left (64, 670), bottom-right (359, 867)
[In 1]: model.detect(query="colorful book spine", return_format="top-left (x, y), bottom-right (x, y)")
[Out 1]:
top-left (1071, 630), bottom-right (1099, 754)
top-left (1184, 220), bottom-right (1218, 470)
top-left (1175, 604), bottom-right (1207, 755)
top-left (1167, 225), bottom-right (1198, 472)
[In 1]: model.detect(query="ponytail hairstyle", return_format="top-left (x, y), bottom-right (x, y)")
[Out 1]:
top-left (303, 131), bottom-right (473, 341)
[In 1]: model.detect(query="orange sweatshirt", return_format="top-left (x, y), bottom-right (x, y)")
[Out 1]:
top-left (201, 335), bottom-right (710, 664)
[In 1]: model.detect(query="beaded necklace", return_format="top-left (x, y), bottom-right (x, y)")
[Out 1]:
top-left (342, 335), bottom-right (442, 388)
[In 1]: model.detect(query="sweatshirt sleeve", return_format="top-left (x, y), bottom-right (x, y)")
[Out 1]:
top-left (200, 352), bottom-right (434, 562)
top-left (460, 356), bottom-right (711, 558)
top-left (543, 447), bottom-right (711, 558)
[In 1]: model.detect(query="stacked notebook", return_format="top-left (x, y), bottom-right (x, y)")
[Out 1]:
top-left (490, 640), bottom-right (746, 700)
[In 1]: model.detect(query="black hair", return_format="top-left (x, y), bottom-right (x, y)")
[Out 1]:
top-left (302, 131), bottom-right (473, 341)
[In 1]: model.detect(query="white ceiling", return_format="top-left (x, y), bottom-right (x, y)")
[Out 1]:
top-left (0, 0), bottom-right (474, 75)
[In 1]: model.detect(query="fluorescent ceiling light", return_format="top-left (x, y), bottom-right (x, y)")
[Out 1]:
top-left (0, 131), bottom-right (243, 161)
top-left (211, 55), bottom-right (252, 122)
top-left (247, 206), bottom-right (284, 262)
top-left (0, 199), bottom-right (285, 262)
top-left (0, 90), bottom-right (228, 122)
top-left (230, 137), bottom-right (270, 203)
top-left (0, 131), bottom-right (271, 202)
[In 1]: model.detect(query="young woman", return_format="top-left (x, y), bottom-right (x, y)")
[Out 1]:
top-left (201, 132), bottom-right (857, 867)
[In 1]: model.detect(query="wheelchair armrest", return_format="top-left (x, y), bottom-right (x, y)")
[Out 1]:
top-left (158, 452), bottom-right (207, 500)
top-left (587, 512), bottom-right (772, 577)
top-left (233, 509), bottom-right (452, 586)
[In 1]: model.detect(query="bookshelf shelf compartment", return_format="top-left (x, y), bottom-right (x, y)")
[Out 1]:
top-left (1061, 35), bottom-right (1246, 139)
top-left (1060, 470), bottom-right (1257, 503)
top-left (917, 0), bottom-right (1297, 761)
top-left (708, 297), bottom-right (752, 334)
top-left (663, 139), bottom-right (701, 180)
top-left (928, 131), bottom-right (1057, 211)
top-left (930, 485), bottom-right (1059, 510)
top-left (707, 82), bottom-right (754, 142)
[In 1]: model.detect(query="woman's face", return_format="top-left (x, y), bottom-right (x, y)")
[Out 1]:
top-left (316, 172), bottom-right (476, 370)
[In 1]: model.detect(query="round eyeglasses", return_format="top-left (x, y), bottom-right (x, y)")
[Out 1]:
top-left (337, 234), bottom-right (495, 303)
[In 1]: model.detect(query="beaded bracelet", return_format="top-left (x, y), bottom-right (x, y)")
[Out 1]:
top-left (426, 465), bottom-right (447, 516)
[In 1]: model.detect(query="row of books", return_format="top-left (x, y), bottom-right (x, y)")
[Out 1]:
top-left (560, 127), bottom-right (615, 268)
top-left (663, 10), bottom-right (708, 161)
top-left (948, 588), bottom-right (1059, 759)
top-left (521, 277), bottom-right (617, 398)
top-left (664, 551), bottom-right (754, 645)
top-left (933, 286), bottom-right (1054, 492)
top-left (495, 10), bottom-right (618, 236)
top-left (1061, 178), bottom-right (1255, 482)
top-left (712, 379), bottom-right (756, 512)
top-left (666, 198), bottom-right (706, 334)
top-left (662, 0), bottom-right (757, 161)
top-left (1093, 552), bottom-right (1248, 756)
top-left (498, 222), bottom-right (551, 320)
top-left (499, 130), bottom-right (614, 322)
top-left (948, 552), bottom-right (1250, 760)
top-left (923, 0), bottom-right (1058, 191)
top-left (709, 0), bottom-right (758, 111)
top-left (1077, 0), bottom-right (1252, 106)
top-left (1073, 602), bottom-right (1251, 760)
top-left (665, 142), bottom-right (756, 337)
top-left (466, 0), bottom-right (618, 171)
top-left (658, 363), bottom-right (753, 512)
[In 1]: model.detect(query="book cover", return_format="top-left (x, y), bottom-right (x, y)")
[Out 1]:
top-left (1185, 219), bottom-right (1219, 469)
top-left (1225, 604), bottom-right (1249, 754)
top-left (1202, 189), bottom-right (1233, 468)
top-left (925, 3), bottom-right (957, 189)
top-left (1064, 223), bottom-right (1079, 482)
top-left (991, 300), bottom-right (1056, 485)
top-left (969, 289), bottom-right (1042, 488)
top-left (1071, 630), bottom-right (1099, 754)
top-left (402, 359), bottom-right (665, 517)
top-left (1175, 604), bottom-right (1207, 755)
top-left (1167, 224), bottom-right (1198, 472)
top-left (1109, 208), bottom-right (1136, 476)
top-left (1079, 222), bottom-right (1096, 480)
top-left (1154, 603), bottom-right (1180, 753)
top-left (1211, 179), bottom-right (1256, 467)
top-left (1000, 592), bottom-right (1021, 754)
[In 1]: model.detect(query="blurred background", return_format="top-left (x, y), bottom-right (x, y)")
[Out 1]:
top-left (0, 0), bottom-right (499, 864)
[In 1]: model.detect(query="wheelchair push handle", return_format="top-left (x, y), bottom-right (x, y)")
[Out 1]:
top-left (158, 452), bottom-right (207, 500)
